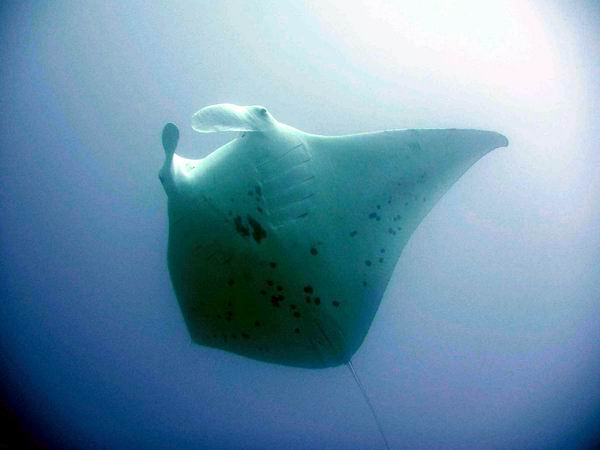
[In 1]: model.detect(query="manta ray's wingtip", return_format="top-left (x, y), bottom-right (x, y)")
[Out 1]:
top-left (499, 133), bottom-right (509, 148)
top-left (494, 131), bottom-right (509, 149)
top-left (480, 130), bottom-right (508, 151)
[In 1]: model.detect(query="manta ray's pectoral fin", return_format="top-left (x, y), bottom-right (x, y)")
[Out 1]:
top-left (297, 128), bottom-right (508, 356)
top-left (321, 128), bottom-right (509, 253)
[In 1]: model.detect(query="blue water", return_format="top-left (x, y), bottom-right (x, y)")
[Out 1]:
top-left (1, 1), bottom-right (599, 448)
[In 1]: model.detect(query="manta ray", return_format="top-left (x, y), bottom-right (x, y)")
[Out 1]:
top-left (160, 103), bottom-right (508, 447)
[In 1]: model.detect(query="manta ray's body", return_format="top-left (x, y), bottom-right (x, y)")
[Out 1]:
top-left (160, 104), bottom-right (508, 369)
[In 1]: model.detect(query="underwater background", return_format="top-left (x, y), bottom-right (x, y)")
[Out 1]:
top-left (1, 1), bottom-right (599, 448)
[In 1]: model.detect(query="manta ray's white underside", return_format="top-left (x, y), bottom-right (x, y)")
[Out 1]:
top-left (160, 104), bottom-right (508, 369)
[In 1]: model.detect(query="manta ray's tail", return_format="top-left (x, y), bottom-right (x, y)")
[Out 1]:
top-left (346, 360), bottom-right (391, 450)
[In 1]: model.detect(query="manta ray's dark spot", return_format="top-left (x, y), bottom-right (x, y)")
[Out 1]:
top-left (254, 321), bottom-right (261, 327)
top-left (368, 211), bottom-right (382, 221)
top-left (378, 257), bottom-right (384, 263)
top-left (260, 290), bottom-right (266, 296)
top-left (257, 206), bottom-right (263, 214)
top-left (290, 304), bottom-right (296, 310)
top-left (349, 231), bottom-right (357, 237)
top-left (409, 141), bottom-right (421, 152)
top-left (310, 247), bottom-right (318, 255)
top-left (269, 262), bottom-right (277, 269)
top-left (365, 260), bottom-right (372, 266)
top-left (314, 297), bottom-right (321, 305)
top-left (388, 228), bottom-right (397, 236)
top-left (248, 190), bottom-right (254, 197)
top-left (242, 332), bottom-right (250, 340)
top-left (305, 296), bottom-right (311, 303)
top-left (227, 279), bottom-right (235, 286)
top-left (266, 280), bottom-right (274, 286)
top-left (277, 285), bottom-right (284, 292)
top-left (380, 248), bottom-right (385, 253)
top-left (332, 300), bottom-right (340, 307)
top-left (294, 328), bottom-right (300, 334)
top-left (271, 296), bottom-right (281, 307)
top-left (255, 185), bottom-right (262, 196)
top-left (376, 204), bottom-right (381, 210)
top-left (404, 202), bottom-right (409, 206)
top-left (247, 215), bottom-right (267, 243)
top-left (234, 216), bottom-right (250, 237)
top-left (228, 211), bottom-right (233, 216)
top-left (423, 197), bottom-right (427, 202)
top-left (363, 281), bottom-right (368, 287)
top-left (293, 311), bottom-right (301, 318)
top-left (303, 285), bottom-right (314, 294)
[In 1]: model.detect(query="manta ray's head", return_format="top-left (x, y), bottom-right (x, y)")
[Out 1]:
top-left (160, 104), bottom-right (280, 197)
